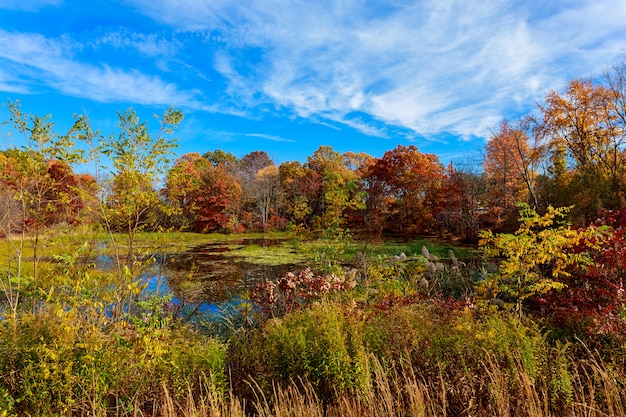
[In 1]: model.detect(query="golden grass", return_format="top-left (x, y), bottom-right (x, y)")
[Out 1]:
top-left (151, 352), bottom-right (623, 417)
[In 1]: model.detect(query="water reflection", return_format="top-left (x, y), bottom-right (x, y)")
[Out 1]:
top-left (98, 239), bottom-right (300, 318)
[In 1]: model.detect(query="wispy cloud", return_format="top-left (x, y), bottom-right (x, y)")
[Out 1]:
top-left (125, 0), bottom-right (626, 141)
top-left (0, 30), bottom-right (201, 107)
top-left (93, 30), bottom-right (180, 59)
top-left (241, 133), bottom-right (294, 143)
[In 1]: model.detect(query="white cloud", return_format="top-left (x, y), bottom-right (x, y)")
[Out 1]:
top-left (124, 0), bottom-right (626, 136)
top-left (122, 0), bottom-right (233, 31)
top-left (0, 30), bottom-right (201, 107)
top-left (0, 65), bottom-right (34, 94)
top-left (28, 1), bottom-right (626, 140)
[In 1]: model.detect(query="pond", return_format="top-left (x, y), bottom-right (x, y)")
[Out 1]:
top-left (98, 238), bottom-right (303, 318)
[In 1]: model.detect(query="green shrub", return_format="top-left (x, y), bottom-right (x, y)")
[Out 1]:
top-left (0, 297), bottom-right (227, 416)
top-left (364, 302), bottom-right (548, 374)
top-left (227, 302), bottom-right (370, 403)
top-left (361, 301), bottom-right (556, 415)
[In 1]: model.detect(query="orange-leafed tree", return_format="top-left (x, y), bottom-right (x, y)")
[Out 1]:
top-left (44, 159), bottom-right (96, 226)
top-left (163, 152), bottom-right (208, 230)
top-left (483, 119), bottom-right (542, 230)
top-left (360, 145), bottom-right (445, 239)
top-left (538, 78), bottom-right (626, 219)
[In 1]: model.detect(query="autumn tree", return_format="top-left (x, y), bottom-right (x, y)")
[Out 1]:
top-left (306, 146), bottom-right (366, 235)
top-left (483, 119), bottom-right (543, 230)
top-left (479, 205), bottom-right (598, 318)
top-left (0, 101), bottom-right (89, 288)
top-left (203, 149), bottom-right (238, 171)
top-left (236, 151), bottom-right (274, 230)
top-left (439, 160), bottom-right (486, 242)
top-left (341, 151), bottom-right (372, 229)
top-left (194, 162), bottom-right (242, 232)
top-left (0, 165), bottom-right (20, 237)
top-left (538, 77), bottom-right (626, 219)
top-left (254, 165), bottom-right (281, 230)
top-left (357, 156), bottom-right (389, 239)
top-left (279, 161), bottom-right (315, 230)
top-left (534, 142), bottom-right (573, 213)
top-left (240, 151), bottom-right (273, 174)
top-left (164, 152), bottom-right (242, 233)
top-left (342, 151), bottom-right (373, 172)
top-left (163, 152), bottom-right (207, 230)
top-left (360, 145), bottom-right (445, 239)
top-left (533, 208), bottom-right (624, 340)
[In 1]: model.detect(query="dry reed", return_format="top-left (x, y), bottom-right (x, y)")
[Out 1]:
top-left (150, 351), bottom-right (623, 417)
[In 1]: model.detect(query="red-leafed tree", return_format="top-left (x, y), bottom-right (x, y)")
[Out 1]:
top-left (164, 152), bottom-right (242, 232)
top-left (44, 160), bottom-right (97, 226)
top-left (0, 151), bottom-right (90, 230)
top-left (360, 145), bottom-right (445, 239)
top-left (194, 163), bottom-right (242, 232)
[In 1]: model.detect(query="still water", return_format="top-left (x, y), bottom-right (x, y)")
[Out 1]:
top-left (98, 238), bottom-right (300, 318)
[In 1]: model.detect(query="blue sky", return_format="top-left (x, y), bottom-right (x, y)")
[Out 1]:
top-left (1, 0), bottom-right (625, 168)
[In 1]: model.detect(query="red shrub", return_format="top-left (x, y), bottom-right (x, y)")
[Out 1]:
top-left (534, 209), bottom-right (626, 343)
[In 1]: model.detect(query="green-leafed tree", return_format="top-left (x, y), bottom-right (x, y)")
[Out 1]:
top-left (100, 107), bottom-right (183, 263)
top-left (279, 160), bottom-right (314, 231)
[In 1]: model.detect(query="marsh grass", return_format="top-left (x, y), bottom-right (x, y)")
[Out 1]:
top-left (334, 238), bottom-right (476, 260)
top-left (2, 290), bottom-right (625, 416)
top-left (118, 350), bottom-right (625, 417)
top-left (0, 230), bottom-right (471, 275)
top-left (221, 300), bottom-right (625, 417)
top-left (0, 230), bottom-right (297, 261)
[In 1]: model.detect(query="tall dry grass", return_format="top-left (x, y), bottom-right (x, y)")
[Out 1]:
top-left (154, 351), bottom-right (623, 417)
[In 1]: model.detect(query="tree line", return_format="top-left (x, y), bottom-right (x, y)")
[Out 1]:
top-left (2, 61), bottom-right (626, 242)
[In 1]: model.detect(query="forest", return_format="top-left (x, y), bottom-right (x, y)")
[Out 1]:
top-left (0, 62), bottom-right (625, 416)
